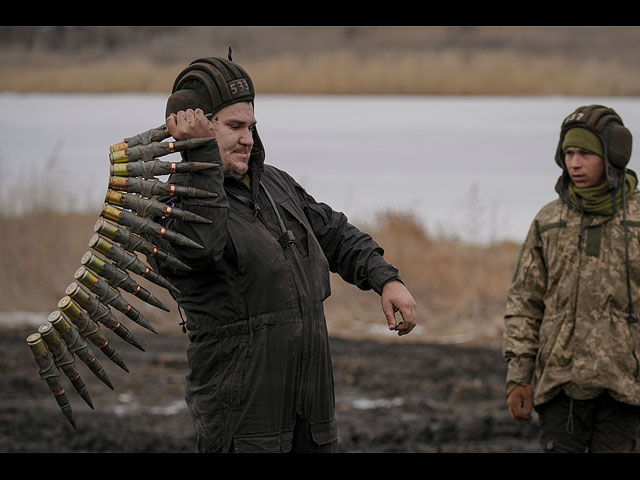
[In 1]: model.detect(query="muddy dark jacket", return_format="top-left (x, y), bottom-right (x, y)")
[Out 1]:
top-left (147, 139), bottom-right (400, 452)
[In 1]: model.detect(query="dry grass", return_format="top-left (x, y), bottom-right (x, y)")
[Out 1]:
top-left (1, 208), bottom-right (520, 347)
top-left (2, 26), bottom-right (640, 96)
top-left (0, 211), bottom-right (98, 311)
top-left (248, 51), bottom-right (640, 96)
top-left (2, 52), bottom-right (640, 96)
top-left (323, 211), bottom-right (519, 346)
top-left (0, 59), bottom-right (177, 94)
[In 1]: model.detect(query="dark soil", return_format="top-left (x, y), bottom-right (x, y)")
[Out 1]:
top-left (0, 325), bottom-right (540, 454)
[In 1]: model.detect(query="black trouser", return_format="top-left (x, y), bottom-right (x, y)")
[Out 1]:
top-left (535, 391), bottom-right (640, 452)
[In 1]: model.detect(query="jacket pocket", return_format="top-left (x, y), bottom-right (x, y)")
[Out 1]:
top-left (233, 431), bottom-right (282, 453)
top-left (310, 417), bottom-right (338, 445)
top-left (226, 217), bottom-right (248, 275)
top-left (219, 334), bottom-right (249, 407)
top-left (536, 313), bottom-right (570, 373)
top-left (608, 310), bottom-right (640, 378)
top-left (280, 199), bottom-right (311, 257)
top-left (185, 338), bottom-right (225, 452)
top-left (281, 199), bottom-right (331, 302)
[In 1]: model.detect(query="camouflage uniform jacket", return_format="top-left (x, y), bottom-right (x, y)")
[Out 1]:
top-left (503, 190), bottom-right (640, 407)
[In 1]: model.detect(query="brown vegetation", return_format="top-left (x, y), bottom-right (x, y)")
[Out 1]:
top-left (2, 26), bottom-right (640, 96)
top-left (324, 211), bottom-right (519, 347)
top-left (0, 209), bottom-right (519, 347)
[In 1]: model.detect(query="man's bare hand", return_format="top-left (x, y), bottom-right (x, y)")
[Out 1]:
top-left (507, 384), bottom-right (533, 424)
top-left (166, 108), bottom-right (215, 140)
top-left (381, 280), bottom-right (417, 336)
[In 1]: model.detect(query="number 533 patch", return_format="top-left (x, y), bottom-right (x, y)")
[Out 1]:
top-left (228, 79), bottom-right (250, 96)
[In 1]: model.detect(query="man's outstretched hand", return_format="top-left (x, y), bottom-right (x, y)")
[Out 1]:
top-left (381, 280), bottom-right (417, 336)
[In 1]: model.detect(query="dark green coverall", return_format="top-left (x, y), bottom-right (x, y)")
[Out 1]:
top-left (148, 132), bottom-right (401, 452)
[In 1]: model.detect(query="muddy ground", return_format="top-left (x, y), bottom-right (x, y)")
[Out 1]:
top-left (0, 323), bottom-right (544, 455)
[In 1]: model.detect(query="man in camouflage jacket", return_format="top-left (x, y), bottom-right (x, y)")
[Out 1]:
top-left (503, 105), bottom-right (640, 452)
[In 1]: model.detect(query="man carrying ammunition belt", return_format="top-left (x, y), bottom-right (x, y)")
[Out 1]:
top-left (146, 55), bottom-right (417, 453)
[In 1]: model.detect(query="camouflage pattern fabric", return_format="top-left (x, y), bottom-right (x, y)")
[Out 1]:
top-left (503, 190), bottom-right (640, 407)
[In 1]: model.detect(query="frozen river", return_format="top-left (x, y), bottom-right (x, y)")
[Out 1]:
top-left (2, 93), bottom-right (640, 244)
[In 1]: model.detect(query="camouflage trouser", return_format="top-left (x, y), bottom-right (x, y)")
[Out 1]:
top-left (535, 391), bottom-right (640, 452)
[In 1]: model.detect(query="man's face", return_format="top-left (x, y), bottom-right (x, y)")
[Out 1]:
top-left (564, 147), bottom-right (607, 188)
top-left (210, 101), bottom-right (256, 180)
